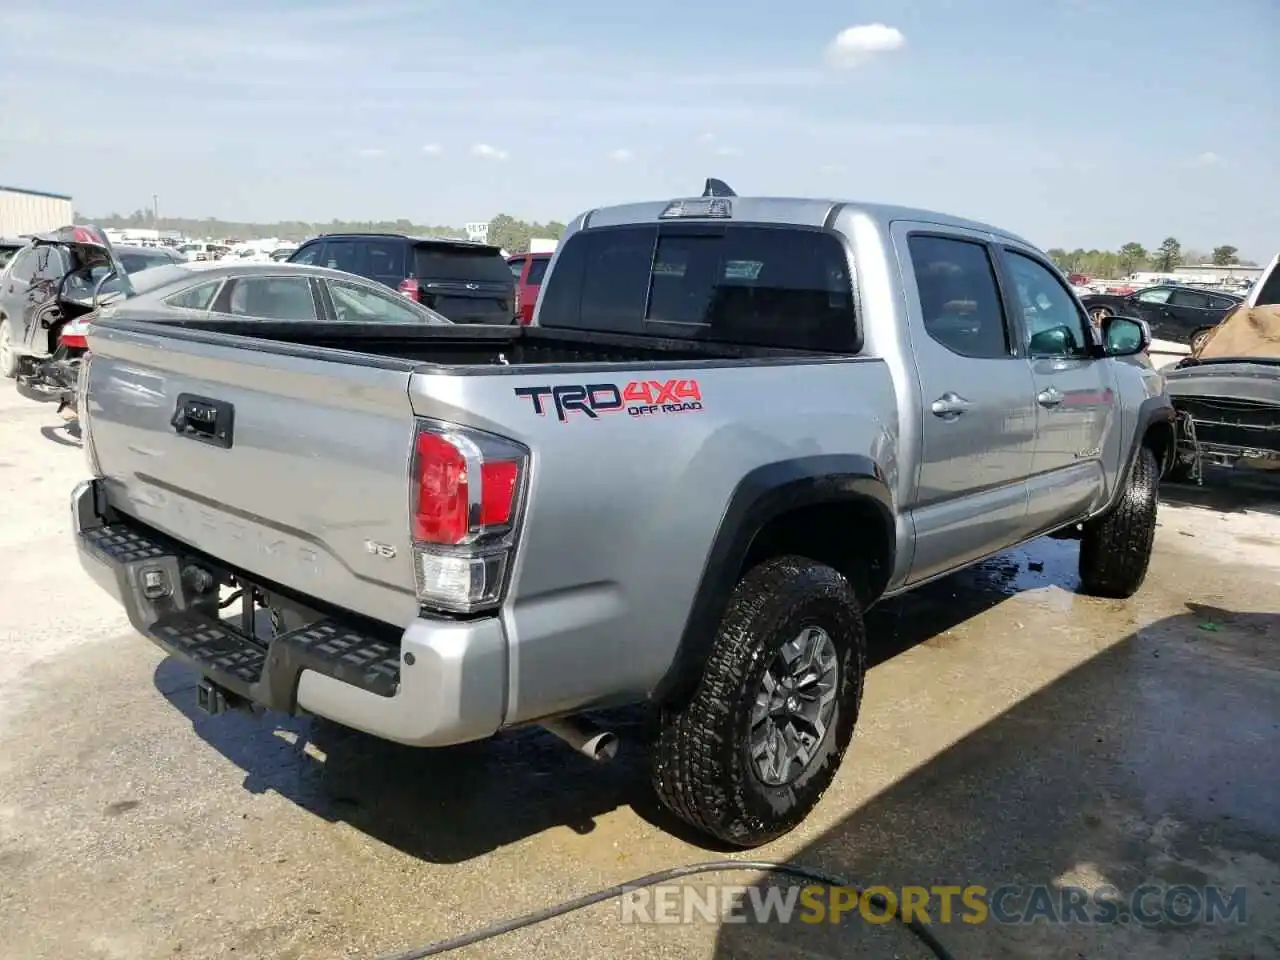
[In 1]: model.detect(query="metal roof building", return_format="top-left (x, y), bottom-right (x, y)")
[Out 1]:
top-left (0, 185), bottom-right (74, 237)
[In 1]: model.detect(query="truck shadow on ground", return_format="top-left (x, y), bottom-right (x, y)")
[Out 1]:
top-left (1161, 465), bottom-right (1280, 517)
top-left (711, 605), bottom-right (1280, 960)
top-left (151, 535), bottom-right (1109, 865)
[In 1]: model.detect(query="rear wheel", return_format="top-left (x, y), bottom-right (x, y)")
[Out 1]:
top-left (0, 318), bottom-right (16, 378)
top-left (1078, 446), bottom-right (1159, 598)
top-left (650, 555), bottom-right (866, 847)
top-left (1189, 325), bottom-right (1215, 353)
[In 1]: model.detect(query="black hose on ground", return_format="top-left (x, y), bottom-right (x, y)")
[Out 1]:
top-left (374, 859), bottom-right (958, 960)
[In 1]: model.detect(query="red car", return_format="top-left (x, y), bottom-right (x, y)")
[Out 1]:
top-left (507, 252), bottom-right (552, 325)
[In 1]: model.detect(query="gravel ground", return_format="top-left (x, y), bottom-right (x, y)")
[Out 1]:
top-left (1, 385), bottom-right (1277, 960)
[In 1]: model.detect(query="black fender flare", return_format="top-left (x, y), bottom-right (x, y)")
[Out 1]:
top-left (651, 454), bottom-right (894, 705)
top-left (1104, 396), bottom-right (1176, 513)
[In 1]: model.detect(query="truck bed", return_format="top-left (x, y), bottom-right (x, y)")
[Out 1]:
top-left (81, 315), bottom-right (872, 639)
top-left (116, 317), bottom-right (827, 370)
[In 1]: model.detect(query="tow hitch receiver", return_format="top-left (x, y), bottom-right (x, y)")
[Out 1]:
top-left (195, 678), bottom-right (241, 716)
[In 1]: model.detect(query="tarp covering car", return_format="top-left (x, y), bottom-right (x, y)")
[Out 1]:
top-left (1192, 304), bottom-right (1280, 361)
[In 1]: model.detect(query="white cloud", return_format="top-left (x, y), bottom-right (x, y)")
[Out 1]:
top-left (610, 148), bottom-right (634, 162)
top-left (825, 24), bottom-right (907, 69)
top-left (698, 132), bottom-right (717, 145)
top-left (820, 163), bottom-right (847, 174)
top-left (1189, 151), bottom-right (1222, 167)
top-left (355, 147), bottom-right (385, 158)
top-left (471, 143), bottom-right (508, 160)
top-left (421, 143), bottom-right (443, 155)
top-left (712, 145), bottom-right (742, 157)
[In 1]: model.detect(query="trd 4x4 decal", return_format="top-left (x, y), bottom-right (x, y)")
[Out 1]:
top-left (514, 379), bottom-right (703, 422)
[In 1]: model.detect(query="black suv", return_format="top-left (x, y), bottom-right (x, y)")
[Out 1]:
top-left (288, 233), bottom-right (515, 324)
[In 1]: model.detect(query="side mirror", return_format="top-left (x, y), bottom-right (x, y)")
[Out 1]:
top-left (1100, 315), bottom-right (1150, 357)
top-left (1028, 324), bottom-right (1075, 357)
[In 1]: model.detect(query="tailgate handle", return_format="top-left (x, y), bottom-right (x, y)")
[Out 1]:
top-left (171, 394), bottom-right (234, 449)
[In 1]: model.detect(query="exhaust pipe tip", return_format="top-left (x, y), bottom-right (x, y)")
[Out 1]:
top-left (541, 716), bottom-right (619, 763)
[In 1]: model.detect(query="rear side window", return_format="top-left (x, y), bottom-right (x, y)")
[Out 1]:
top-left (365, 240), bottom-right (406, 278)
top-left (326, 278), bottom-right (439, 324)
top-left (34, 246), bottom-right (66, 282)
top-left (525, 256), bottom-right (551, 285)
top-left (414, 246), bottom-right (514, 285)
top-left (907, 235), bottom-right (1010, 360)
top-left (538, 224), bottom-right (857, 351)
top-left (1168, 289), bottom-right (1210, 309)
top-left (507, 258), bottom-right (526, 279)
top-left (223, 277), bottom-right (317, 321)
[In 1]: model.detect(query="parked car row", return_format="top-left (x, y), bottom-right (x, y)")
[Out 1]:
top-left (288, 232), bottom-right (518, 324)
top-left (1080, 284), bottom-right (1245, 346)
top-left (0, 226), bottom-right (454, 419)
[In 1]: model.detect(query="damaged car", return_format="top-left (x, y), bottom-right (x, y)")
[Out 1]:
top-left (1164, 254), bottom-right (1280, 481)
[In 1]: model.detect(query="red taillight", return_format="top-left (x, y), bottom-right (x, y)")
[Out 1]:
top-left (479, 460), bottom-right (518, 526)
top-left (412, 429), bottom-right (523, 545)
top-left (412, 432), bottom-right (469, 544)
top-left (398, 277), bottom-right (420, 302)
top-left (61, 320), bottom-right (90, 350)
top-left (409, 422), bottom-right (528, 614)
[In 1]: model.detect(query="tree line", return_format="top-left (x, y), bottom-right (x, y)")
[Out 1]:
top-left (75, 210), bottom-right (567, 253)
top-left (1046, 239), bottom-right (1253, 279)
top-left (76, 210), bottom-right (1255, 275)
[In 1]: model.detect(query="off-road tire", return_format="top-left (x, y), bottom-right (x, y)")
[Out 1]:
top-left (0, 318), bottom-right (17, 378)
top-left (1078, 445), bottom-right (1159, 598)
top-left (650, 555), bottom-right (866, 848)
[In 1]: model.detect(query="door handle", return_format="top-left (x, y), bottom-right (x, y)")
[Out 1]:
top-left (1037, 387), bottom-right (1064, 407)
top-left (930, 392), bottom-right (972, 418)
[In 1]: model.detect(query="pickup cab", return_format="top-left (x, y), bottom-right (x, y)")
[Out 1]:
top-left (72, 182), bottom-right (1175, 847)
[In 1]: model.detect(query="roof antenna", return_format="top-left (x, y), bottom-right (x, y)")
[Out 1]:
top-left (702, 178), bottom-right (736, 198)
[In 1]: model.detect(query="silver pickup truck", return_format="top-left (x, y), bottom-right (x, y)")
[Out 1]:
top-left (72, 183), bottom-right (1175, 847)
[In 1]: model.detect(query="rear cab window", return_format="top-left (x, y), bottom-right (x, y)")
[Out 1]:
top-left (537, 223), bottom-right (857, 351)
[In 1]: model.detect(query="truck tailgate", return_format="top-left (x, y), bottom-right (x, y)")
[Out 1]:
top-left (82, 321), bottom-right (422, 626)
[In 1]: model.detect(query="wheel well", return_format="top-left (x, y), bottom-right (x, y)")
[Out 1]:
top-left (1144, 419), bottom-right (1176, 474)
top-left (739, 499), bottom-right (892, 607)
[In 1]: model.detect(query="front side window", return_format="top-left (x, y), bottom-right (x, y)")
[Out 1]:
top-left (1135, 287), bottom-right (1173, 304)
top-left (1003, 250), bottom-right (1091, 358)
top-left (291, 243), bottom-right (324, 266)
top-left (907, 235), bottom-right (1011, 360)
top-left (165, 281), bottom-right (221, 311)
top-left (321, 241), bottom-right (361, 274)
top-left (365, 240), bottom-right (406, 278)
top-left (224, 277), bottom-right (317, 321)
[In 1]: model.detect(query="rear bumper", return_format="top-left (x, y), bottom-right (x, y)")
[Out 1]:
top-left (71, 479), bottom-right (506, 747)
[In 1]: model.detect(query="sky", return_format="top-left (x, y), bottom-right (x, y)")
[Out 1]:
top-left (0, 0), bottom-right (1275, 257)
